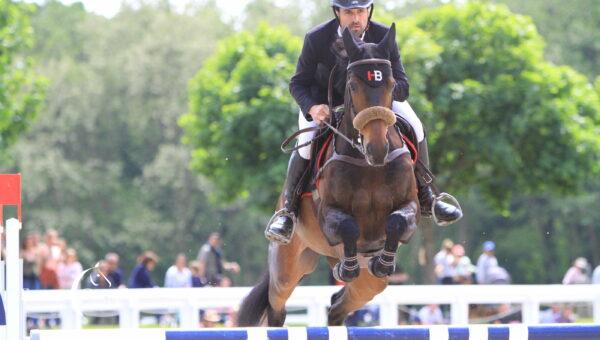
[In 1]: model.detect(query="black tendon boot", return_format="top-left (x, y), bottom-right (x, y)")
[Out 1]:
top-left (265, 151), bottom-right (310, 244)
top-left (416, 139), bottom-right (463, 225)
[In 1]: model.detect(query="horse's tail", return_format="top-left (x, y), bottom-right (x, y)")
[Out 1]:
top-left (237, 271), bottom-right (270, 326)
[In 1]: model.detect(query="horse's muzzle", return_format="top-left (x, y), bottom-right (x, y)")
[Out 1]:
top-left (365, 142), bottom-right (389, 167)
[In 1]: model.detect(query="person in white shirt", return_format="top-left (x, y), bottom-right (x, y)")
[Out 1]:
top-left (164, 253), bottom-right (192, 288)
top-left (593, 265), bottom-right (600, 284)
top-left (57, 248), bottom-right (83, 289)
top-left (476, 241), bottom-right (499, 284)
top-left (434, 239), bottom-right (454, 284)
top-left (418, 304), bottom-right (444, 325)
top-left (562, 257), bottom-right (590, 284)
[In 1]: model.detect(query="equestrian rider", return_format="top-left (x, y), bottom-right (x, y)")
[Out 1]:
top-left (265, 0), bottom-right (462, 244)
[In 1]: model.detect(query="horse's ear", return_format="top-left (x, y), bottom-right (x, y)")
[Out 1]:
top-left (342, 27), bottom-right (360, 60)
top-left (377, 22), bottom-right (396, 54)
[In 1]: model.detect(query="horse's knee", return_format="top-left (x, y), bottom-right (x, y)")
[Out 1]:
top-left (389, 205), bottom-right (417, 243)
top-left (324, 209), bottom-right (359, 246)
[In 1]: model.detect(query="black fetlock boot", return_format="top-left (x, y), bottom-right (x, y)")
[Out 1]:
top-left (416, 139), bottom-right (463, 225)
top-left (265, 151), bottom-right (310, 244)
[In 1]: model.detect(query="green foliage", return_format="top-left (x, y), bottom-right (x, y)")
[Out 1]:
top-left (7, 1), bottom-right (270, 285)
top-left (180, 24), bottom-right (301, 210)
top-left (396, 3), bottom-right (600, 211)
top-left (0, 0), bottom-right (46, 157)
top-left (496, 0), bottom-right (600, 79)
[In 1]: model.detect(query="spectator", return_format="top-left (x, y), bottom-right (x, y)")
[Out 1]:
top-left (592, 264), bottom-right (600, 284)
top-left (38, 229), bottom-right (62, 262)
top-left (129, 251), bottom-right (158, 288)
top-left (486, 265), bottom-right (511, 284)
top-left (57, 248), bottom-right (83, 289)
top-left (105, 252), bottom-right (124, 288)
top-left (197, 233), bottom-right (240, 286)
top-left (86, 260), bottom-right (112, 289)
top-left (562, 257), bottom-right (590, 284)
top-left (540, 304), bottom-right (562, 323)
top-left (39, 256), bottom-right (59, 289)
top-left (164, 253), bottom-right (192, 288)
top-left (189, 261), bottom-right (205, 287)
top-left (476, 241), bottom-right (499, 284)
top-left (555, 305), bottom-right (575, 323)
top-left (21, 233), bottom-right (41, 290)
top-left (38, 229), bottom-right (62, 289)
top-left (434, 239), bottom-right (454, 284)
top-left (451, 244), bottom-right (475, 284)
top-left (418, 304), bottom-right (444, 325)
top-left (201, 310), bottom-right (221, 328)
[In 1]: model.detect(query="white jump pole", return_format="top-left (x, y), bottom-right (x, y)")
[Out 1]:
top-left (6, 218), bottom-right (23, 340)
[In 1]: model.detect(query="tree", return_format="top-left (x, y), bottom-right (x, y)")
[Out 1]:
top-left (6, 1), bottom-right (273, 285)
top-left (384, 3), bottom-right (600, 283)
top-left (180, 24), bottom-right (301, 210)
top-left (0, 0), bottom-right (46, 158)
top-left (393, 3), bottom-right (600, 212)
top-left (495, 0), bottom-right (600, 79)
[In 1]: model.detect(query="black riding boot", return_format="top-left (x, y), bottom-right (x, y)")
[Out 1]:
top-left (265, 151), bottom-right (310, 244)
top-left (416, 138), bottom-right (463, 224)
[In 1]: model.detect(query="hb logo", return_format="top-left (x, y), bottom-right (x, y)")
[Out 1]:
top-left (367, 70), bottom-right (383, 81)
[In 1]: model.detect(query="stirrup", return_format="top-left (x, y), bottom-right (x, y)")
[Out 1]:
top-left (432, 192), bottom-right (463, 226)
top-left (264, 209), bottom-right (296, 244)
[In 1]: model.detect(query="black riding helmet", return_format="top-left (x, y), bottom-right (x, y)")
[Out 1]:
top-left (331, 0), bottom-right (375, 32)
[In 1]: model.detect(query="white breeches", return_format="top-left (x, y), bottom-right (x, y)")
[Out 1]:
top-left (297, 101), bottom-right (425, 160)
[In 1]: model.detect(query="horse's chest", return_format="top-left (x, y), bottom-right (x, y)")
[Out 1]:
top-left (331, 174), bottom-right (397, 213)
top-left (349, 187), bottom-right (395, 214)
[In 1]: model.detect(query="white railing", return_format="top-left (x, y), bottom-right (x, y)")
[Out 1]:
top-left (3, 215), bottom-right (600, 336)
top-left (22, 283), bottom-right (600, 329)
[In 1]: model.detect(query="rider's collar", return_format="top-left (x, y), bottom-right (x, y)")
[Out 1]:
top-left (337, 26), bottom-right (366, 40)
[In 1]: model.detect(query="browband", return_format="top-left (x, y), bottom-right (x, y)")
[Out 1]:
top-left (347, 58), bottom-right (391, 70)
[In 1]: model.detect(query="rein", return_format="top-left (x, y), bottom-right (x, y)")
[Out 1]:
top-left (323, 63), bottom-right (366, 155)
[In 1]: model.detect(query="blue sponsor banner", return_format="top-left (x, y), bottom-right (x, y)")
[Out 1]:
top-left (0, 293), bottom-right (5, 326)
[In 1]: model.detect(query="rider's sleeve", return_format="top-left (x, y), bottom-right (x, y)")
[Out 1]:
top-left (290, 34), bottom-right (319, 121)
top-left (390, 38), bottom-right (409, 102)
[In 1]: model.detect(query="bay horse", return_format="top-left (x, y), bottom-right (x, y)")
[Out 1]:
top-left (238, 24), bottom-right (419, 326)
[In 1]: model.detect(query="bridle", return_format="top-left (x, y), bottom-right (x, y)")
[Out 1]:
top-left (322, 58), bottom-right (402, 161)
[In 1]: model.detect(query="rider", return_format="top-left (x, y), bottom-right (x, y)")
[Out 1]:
top-left (265, 0), bottom-right (462, 244)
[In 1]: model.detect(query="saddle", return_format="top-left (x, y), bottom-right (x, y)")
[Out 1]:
top-left (299, 109), bottom-right (419, 199)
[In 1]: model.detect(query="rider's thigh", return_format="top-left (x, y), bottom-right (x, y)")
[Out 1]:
top-left (298, 110), bottom-right (318, 160)
top-left (392, 101), bottom-right (425, 142)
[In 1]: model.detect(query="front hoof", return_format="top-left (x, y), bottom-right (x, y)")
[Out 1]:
top-left (332, 261), bottom-right (360, 283)
top-left (368, 256), bottom-right (395, 278)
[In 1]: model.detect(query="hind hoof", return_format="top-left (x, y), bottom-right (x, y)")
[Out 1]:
top-left (332, 261), bottom-right (360, 283)
top-left (367, 256), bottom-right (395, 278)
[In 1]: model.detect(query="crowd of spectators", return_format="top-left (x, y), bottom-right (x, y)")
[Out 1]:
top-left (433, 238), bottom-right (511, 286)
top-left (20, 231), bottom-right (239, 293)
top-left (21, 229), bottom-right (83, 290)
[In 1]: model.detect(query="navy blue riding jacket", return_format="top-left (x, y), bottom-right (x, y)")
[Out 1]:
top-left (290, 19), bottom-right (409, 121)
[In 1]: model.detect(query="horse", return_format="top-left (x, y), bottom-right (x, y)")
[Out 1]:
top-left (238, 23), bottom-right (419, 327)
